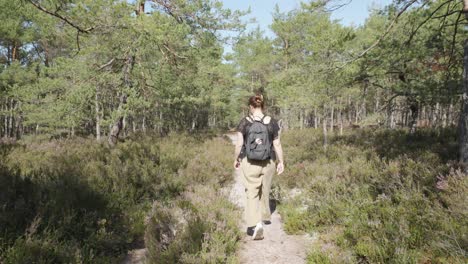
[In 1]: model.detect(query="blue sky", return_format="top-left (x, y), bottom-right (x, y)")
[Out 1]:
top-left (221, 0), bottom-right (393, 37)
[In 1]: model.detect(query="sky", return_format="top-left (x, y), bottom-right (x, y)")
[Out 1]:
top-left (221, 0), bottom-right (393, 39)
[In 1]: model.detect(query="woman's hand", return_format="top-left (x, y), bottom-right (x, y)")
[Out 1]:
top-left (276, 162), bottom-right (284, 175)
top-left (234, 160), bottom-right (240, 169)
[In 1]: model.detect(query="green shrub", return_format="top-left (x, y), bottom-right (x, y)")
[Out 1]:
top-left (307, 250), bottom-right (332, 264)
top-left (145, 186), bottom-right (240, 264)
top-left (1, 132), bottom-right (240, 262)
top-left (277, 128), bottom-right (467, 263)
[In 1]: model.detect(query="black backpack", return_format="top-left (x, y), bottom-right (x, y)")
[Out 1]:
top-left (245, 115), bottom-right (271, 161)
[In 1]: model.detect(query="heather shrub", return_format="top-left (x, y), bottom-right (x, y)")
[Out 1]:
top-left (180, 137), bottom-right (233, 185)
top-left (277, 128), bottom-right (467, 263)
top-left (145, 136), bottom-right (240, 264)
top-left (0, 132), bottom-right (239, 262)
top-left (145, 185), bottom-right (240, 264)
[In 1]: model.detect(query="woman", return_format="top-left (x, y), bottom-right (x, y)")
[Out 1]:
top-left (233, 94), bottom-right (284, 240)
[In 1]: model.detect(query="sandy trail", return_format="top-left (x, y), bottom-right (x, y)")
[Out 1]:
top-left (226, 132), bottom-right (311, 264)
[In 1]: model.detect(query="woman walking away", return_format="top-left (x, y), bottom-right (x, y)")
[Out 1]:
top-left (233, 94), bottom-right (284, 240)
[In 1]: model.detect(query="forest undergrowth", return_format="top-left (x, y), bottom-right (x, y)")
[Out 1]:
top-left (1, 128), bottom-right (467, 263)
top-left (0, 133), bottom-right (240, 263)
top-left (275, 128), bottom-right (467, 263)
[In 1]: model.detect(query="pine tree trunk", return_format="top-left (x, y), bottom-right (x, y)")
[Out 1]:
top-left (122, 115), bottom-right (127, 137)
top-left (409, 99), bottom-right (419, 134)
top-left (109, 51), bottom-right (133, 145)
top-left (458, 37), bottom-right (468, 168)
top-left (108, 94), bottom-right (127, 146)
top-left (347, 95), bottom-right (352, 125)
top-left (339, 112), bottom-right (343, 136)
top-left (299, 109), bottom-right (304, 130)
top-left (323, 118), bottom-right (328, 150)
top-left (159, 110), bottom-right (163, 135)
top-left (390, 110), bottom-right (395, 129)
top-left (330, 106), bottom-right (334, 133)
top-left (109, 117), bottom-right (124, 146)
top-left (448, 102), bottom-right (453, 126)
top-left (8, 99), bottom-right (13, 138)
top-left (2, 99), bottom-right (6, 137)
top-left (15, 102), bottom-right (21, 139)
top-left (95, 88), bottom-right (101, 141)
top-left (314, 106), bottom-right (318, 129)
top-left (355, 103), bottom-right (359, 124)
top-left (338, 99), bottom-right (343, 135)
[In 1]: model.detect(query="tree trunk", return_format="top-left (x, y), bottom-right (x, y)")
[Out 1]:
top-left (386, 100), bottom-right (392, 128)
top-left (159, 110), bottom-right (163, 135)
top-left (299, 109), bottom-right (304, 130)
top-left (448, 102), bottom-right (453, 126)
top-left (409, 99), bottom-right (419, 134)
top-left (95, 88), bottom-right (101, 141)
top-left (15, 101), bottom-right (21, 139)
top-left (123, 115), bottom-right (127, 137)
top-left (2, 99), bottom-right (6, 137)
top-left (8, 99), bottom-right (14, 138)
top-left (458, 37), bottom-right (468, 168)
top-left (347, 95), bottom-right (352, 125)
top-left (390, 110), bottom-right (395, 129)
top-left (108, 94), bottom-right (127, 146)
top-left (109, 117), bottom-right (124, 146)
top-left (330, 105), bottom-right (334, 133)
top-left (109, 51), bottom-right (133, 145)
top-left (314, 106), bottom-right (318, 129)
top-left (338, 99), bottom-right (343, 135)
top-left (355, 103), bottom-right (359, 124)
top-left (339, 112), bottom-right (343, 136)
top-left (323, 118), bottom-right (328, 150)
top-left (12, 42), bottom-right (18, 61)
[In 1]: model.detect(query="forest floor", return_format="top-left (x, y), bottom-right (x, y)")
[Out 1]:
top-left (226, 132), bottom-right (312, 264)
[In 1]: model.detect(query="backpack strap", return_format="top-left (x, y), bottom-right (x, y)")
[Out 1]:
top-left (248, 114), bottom-right (268, 123)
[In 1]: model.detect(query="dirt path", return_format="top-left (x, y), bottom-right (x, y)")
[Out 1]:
top-left (226, 132), bottom-right (311, 264)
top-left (121, 248), bottom-right (147, 264)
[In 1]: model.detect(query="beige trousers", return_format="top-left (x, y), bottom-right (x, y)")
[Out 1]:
top-left (240, 157), bottom-right (276, 227)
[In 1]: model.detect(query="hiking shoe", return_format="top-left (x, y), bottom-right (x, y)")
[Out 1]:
top-left (252, 222), bottom-right (264, 240)
top-left (246, 226), bottom-right (255, 236)
top-left (263, 220), bottom-right (272, 225)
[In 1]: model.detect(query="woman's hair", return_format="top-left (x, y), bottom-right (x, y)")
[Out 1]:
top-left (248, 94), bottom-right (264, 109)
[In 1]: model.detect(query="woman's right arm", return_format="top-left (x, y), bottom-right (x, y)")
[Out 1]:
top-left (273, 138), bottom-right (284, 174)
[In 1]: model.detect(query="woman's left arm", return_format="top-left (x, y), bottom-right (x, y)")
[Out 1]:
top-left (234, 132), bottom-right (244, 169)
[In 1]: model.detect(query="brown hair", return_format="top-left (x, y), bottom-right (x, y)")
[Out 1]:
top-left (248, 94), bottom-right (264, 109)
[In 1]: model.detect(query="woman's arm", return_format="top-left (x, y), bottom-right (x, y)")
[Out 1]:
top-left (273, 138), bottom-right (284, 174)
top-left (233, 132), bottom-right (244, 169)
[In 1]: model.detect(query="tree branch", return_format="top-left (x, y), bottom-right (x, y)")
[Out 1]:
top-left (405, 0), bottom-right (453, 45)
top-left (27, 0), bottom-right (94, 33)
top-left (337, 0), bottom-right (418, 68)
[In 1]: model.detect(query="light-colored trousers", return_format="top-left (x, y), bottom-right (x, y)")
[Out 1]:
top-left (240, 157), bottom-right (276, 227)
